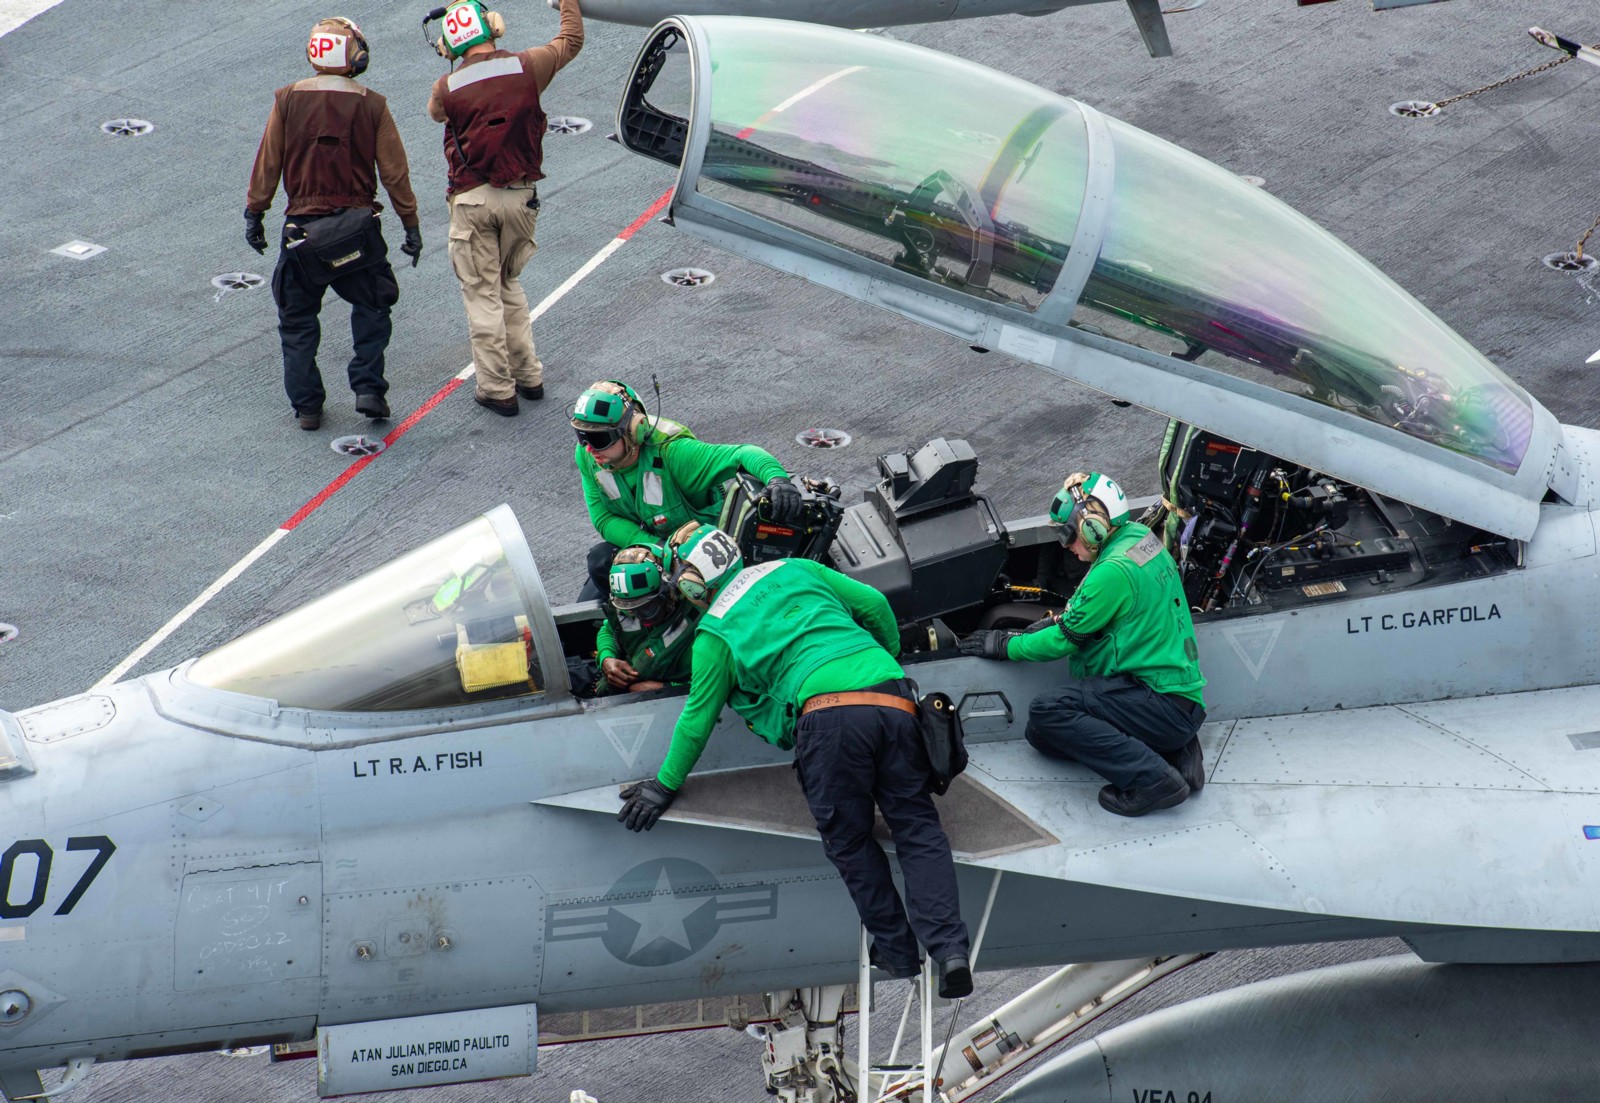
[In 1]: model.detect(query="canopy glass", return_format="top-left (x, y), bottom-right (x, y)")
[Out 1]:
top-left (683, 17), bottom-right (1533, 472)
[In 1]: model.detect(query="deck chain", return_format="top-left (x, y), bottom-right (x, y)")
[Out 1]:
top-left (1432, 54), bottom-right (1572, 109)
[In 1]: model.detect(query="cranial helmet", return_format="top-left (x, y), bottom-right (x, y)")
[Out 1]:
top-left (435, 0), bottom-right (507, 59)
top-left (570, 381), bottom-right (644, 429)
top-left (609, 544), bottom-right (667, 610)
top-left (667, 523), bottom-right (743, 606)
top-left (1049, 472), bottom-right (1130, 551)
top-left (307, 17), bottom-right (369, 77)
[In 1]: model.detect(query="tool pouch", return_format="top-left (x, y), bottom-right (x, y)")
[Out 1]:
top-left (288, 208), bottom-right (387, 285)
top-left (916, 690), bottom-right (967, 795)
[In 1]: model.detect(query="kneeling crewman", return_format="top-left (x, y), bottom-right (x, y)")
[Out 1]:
top-left (617, 524), bottom-right (973, 998)
top-left (960, 472), bottom-right (1207, 817)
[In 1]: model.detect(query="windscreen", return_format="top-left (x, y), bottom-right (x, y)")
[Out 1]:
top-left (692, 18), bottom-right (1089, 312)
top-left (189, 517), bottom-right (546, 711)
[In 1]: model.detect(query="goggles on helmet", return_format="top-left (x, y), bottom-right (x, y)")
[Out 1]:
top-left (575, 424), bottom-right (626, 451)
top-left (1049, 488), bottom-right (1081, 546)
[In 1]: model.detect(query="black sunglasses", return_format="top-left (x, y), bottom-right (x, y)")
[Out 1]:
top-left (575, 425), bottom-right (625, 450)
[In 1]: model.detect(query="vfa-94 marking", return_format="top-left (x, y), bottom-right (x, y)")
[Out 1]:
top-left (0, 837), bottom-right (115, 919)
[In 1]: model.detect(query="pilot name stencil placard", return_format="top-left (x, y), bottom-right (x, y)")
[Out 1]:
top-left (1345, 603), bottom-right (1501, 634)
top-left (351, 751), bottom-right (484, 778)
top-left (319, 1004), bottom-right (536, 1095)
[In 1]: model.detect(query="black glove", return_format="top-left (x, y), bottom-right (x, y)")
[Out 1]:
top-left (618, 778), bottom-right (677, 832)
top-left (243, 209), bottom-right (267, 255)
top-left (401, 224), bottom-right (423, 267)
top-left (763, 477), bottom-right (803, 524)
top-left (958, 629), bottom-right (1014, 660)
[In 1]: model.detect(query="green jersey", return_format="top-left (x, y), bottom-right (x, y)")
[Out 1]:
top-left (1007, 521), bottom-right (1206, 705)
top-left (574, 417), bottom-right (788, 548)
top-left (595, 602), bottom-right (700, 694)
top-left (655, 559), bottom-right (902, 790)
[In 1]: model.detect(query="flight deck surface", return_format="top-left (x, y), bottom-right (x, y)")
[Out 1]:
top-left (2, 0), bottom-right (1596, 1098)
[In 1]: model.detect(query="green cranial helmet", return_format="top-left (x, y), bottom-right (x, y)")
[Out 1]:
top-left (569, 381), bottom-right (643, 430)
top-left (1049, 471), bottom-right (1130, 550)
top-left (609, 544), bottom-right (666, 611)
top-left (668, 523), bottom-right (743, 604)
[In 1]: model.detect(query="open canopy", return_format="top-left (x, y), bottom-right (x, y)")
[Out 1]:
top-left (188, 506), bottom-right (567, 711)
top-left (618, 17), bottom-right (1566, 539)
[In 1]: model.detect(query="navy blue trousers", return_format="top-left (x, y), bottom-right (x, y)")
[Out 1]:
top-left (794, 696), bottom-right (969, 967)
top-left (271, 220), bottom-right (398, 414)
top-left (1026, 674), bottom-right (1204, 790)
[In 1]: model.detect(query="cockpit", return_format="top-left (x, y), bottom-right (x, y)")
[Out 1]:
top-left (188, 508), bottom-right (563, 711)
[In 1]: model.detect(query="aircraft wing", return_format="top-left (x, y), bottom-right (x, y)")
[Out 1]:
top-left (540, 681), bottom-right (1600, 955)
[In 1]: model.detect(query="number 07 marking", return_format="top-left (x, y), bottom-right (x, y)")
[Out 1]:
top-left (0, 835), bottom-right (117, 919)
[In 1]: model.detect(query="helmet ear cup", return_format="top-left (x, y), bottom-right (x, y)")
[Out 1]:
top-left (345, 24), bottom-right (369, 76)
top-left (1079, 509), bottom-right (1111, 550)
top-left (484, 10), bottom-right (505, 38)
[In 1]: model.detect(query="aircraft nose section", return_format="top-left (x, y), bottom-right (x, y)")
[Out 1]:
top-left (996, 1040), bottom-right (1113, 1103)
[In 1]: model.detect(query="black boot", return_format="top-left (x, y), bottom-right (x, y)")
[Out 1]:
top-left (937, 955), bottom-right (973, 999)
top-left (1161, 736), bottom-right (1205, 794)
top-left (1097, 764), bottom-right (1189, 817)
top-left (868, 943), bottom-right (920, 981)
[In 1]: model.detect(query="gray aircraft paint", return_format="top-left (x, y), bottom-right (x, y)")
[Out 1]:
top-left (3, 8), bottom-right (1600, 1101)
top-left (999, 956), bottom-right (1600, 1103)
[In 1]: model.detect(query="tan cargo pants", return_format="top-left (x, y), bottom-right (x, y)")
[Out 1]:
top-left (447, 183), bottom-right (544, 399)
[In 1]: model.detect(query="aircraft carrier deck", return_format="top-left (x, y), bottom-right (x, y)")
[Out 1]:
top-left (2, 0), bottom-right (1595, 1098)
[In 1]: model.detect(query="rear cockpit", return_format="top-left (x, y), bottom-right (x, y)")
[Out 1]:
top-left (619, 16), bottom-right (1570, 542)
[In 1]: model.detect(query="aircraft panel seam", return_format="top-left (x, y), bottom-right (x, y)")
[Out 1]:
top-left (1393, 705), bottom-right (1555, 790)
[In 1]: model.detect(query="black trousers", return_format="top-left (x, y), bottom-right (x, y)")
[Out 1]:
top-left (1025, 674), bottom-right (1205, 790)
top-left (793, 692), bottom-right (969, 967)
top-left (271, 219), bottom-right (399, 414)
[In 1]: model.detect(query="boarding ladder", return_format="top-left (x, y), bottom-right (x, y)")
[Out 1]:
top-left (852, 871), bottom-right (1207, 1103)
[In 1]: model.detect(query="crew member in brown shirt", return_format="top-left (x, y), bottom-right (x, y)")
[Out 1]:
top-left (246, 18), bottom-right (421, 431)
top-left (427, 0), bottom-right (583, 418)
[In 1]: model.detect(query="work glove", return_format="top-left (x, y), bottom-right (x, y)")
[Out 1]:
top-left (401, 224), bottom-right (423, 267)
top-left (618, 777), bottom-right (677, 832)
top-left (763, 476), bottom-right (803, 523)
top-left (958, 629), bottom-right (1014, 660)
top-left (243, 209), bottom-right (267, 255)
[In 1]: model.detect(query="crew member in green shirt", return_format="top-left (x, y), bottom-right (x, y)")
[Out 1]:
top-left (960, 472), bottom-right (1207, 817)
top-left (569, 380), bottom-right (803, 599)
top-left (616, 524), bottom-right (974, 999)
top-left (591, 543), bottom-right (699, 696)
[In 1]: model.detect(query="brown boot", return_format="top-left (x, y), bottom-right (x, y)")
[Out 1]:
top-left (474, 390), bottom-right (519, 417)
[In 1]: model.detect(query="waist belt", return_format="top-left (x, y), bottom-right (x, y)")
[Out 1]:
top-left (801, 691), bottom-right (918, 716)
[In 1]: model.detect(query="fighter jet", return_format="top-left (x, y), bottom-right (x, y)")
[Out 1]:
top-left (6, 15), bottom-right (1600, 1103)
top-left (561, 0), bottom-right (1177, 57)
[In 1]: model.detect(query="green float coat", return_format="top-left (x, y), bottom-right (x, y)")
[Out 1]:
top-left (595, 602), bottom-right (700, 692)
top-left (655, 559), bottom-right (902, 790)
top-left (574, 417), bottom-right (788, 547)
top-left (1007, 521), bottom-right (1206, 705)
